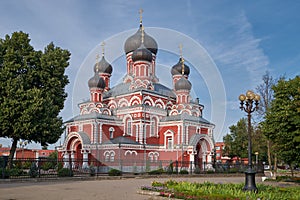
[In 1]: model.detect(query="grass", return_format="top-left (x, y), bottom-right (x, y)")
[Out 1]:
top-left (141, 180), bottom-right (300, 200)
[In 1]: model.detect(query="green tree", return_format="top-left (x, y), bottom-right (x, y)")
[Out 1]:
top-left (262, 76), bottom-right (300, 175)
top-left (223, 118), bottom-right (267, 163)
top-left (0, 31), bottom-right (70, 162)
top-left (223, 118), bottom-right (248, 159)
top-left (255, 71), bottom-right (278, 174)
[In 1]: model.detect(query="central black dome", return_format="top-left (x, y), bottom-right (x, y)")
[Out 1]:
top-left (124, 25), bottom-right (158, 55)
top-left (132, 43), bottom-right (153, 62)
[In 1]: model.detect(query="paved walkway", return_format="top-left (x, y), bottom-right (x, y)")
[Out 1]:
top-left (0, 176), bottom-right (275, 200)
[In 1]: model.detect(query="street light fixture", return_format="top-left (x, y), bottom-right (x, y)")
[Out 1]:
top-left (239, 90), bottom-right (260, 192)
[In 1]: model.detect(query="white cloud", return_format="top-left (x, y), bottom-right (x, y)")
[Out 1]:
top-left (208, 12), bottom-right (270, 88)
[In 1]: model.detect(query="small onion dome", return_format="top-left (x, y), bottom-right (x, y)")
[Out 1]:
top-left (88, 74), bottom-right (106, 89)
top-left (132, 43), bottom-right (153, 62)
top-left (171, 57), bottom-right (190, 76)
top-left (124, 25), bottom-right (158, 55)
top-left (94, 56), bottom-right (113, 74)
top-left (175, 76), bottom-right (192, 91)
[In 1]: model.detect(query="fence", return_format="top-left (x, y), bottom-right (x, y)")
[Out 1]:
top-left (0, 156), bottom-right (264, 179)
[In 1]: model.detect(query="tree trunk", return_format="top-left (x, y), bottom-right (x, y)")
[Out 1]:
top-left (274, 153), bottom-right (277, 178)
top-left (8, 138), bottom-right (18, 168)
top-left (267, 139), bottom-right (272, 174)
top-left (290, 164), bottom-right (294, 177)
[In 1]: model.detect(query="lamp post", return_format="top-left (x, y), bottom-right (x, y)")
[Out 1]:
top-left (255, 152), bottom-right (259, 165)
top-left (239, 90), bottom-right (260, 192)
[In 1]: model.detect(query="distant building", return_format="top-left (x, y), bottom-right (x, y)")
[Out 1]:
top-left (58, 14), bottom-right (215, 172)
top-left (0, 147), bottom-right (54, 159)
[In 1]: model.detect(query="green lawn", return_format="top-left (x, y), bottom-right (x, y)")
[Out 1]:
top-left (141, 180), bottom-right (300, 200)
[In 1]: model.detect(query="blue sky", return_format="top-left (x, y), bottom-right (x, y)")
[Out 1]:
top-left (0, 0), bottom-right (299, 148)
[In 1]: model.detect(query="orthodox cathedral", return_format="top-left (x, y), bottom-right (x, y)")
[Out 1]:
top-left (59, 12), bottom-right (215, 172)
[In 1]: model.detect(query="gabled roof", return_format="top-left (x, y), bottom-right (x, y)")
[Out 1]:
top-left (102, 136), bottom-right (140, 145)
top-left (65, 112), bottom-right (120, 123)
top-left (77, 132), bottom-right (91, 145)
top-left (161, 113), bottom-right (214, 125)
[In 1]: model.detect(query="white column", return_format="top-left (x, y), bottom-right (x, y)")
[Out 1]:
top-left (206, 152), bottom-right (214, 170)
top-left (63, 152), bottom-right (69, 168)
top-left (202, 153), bottom-right (207, 170)
top-left (99, 123), bottom-right (102, 144)
top-left (189, 151), bottom-right (195, 171)
top-left (139, 123), bottom-right (143, 143)
top-left (71, 151), bottom-right (75, 169)
top-left (82, 150), bottom-right (89, 169)
top-left (94, 122), bottom-right (98, 144)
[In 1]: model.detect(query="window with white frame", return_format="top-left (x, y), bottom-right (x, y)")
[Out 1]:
top-left (124, 116), bottom-right (132, 136)
top-left (127, 120), bottom-right (132, 135)
top-left (110, 152), bottom-right (115, 162)
top-left (105, 153), bottom-right (109, 162)
top-left (167, 137), bottom-right (173, 149)
top-left (164, 131), bottom-right (174, 150)
top-left (150, 117), bottom-right (157, 137)
top-left (104, 151), bottom-right (115, 162)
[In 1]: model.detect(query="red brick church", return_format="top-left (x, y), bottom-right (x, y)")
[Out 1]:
top-left (59, 14), bottom-right (215, 172)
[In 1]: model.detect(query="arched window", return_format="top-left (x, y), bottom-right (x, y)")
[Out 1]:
top-left (127, 120), bottom-right (132, 135)
top-left (150, 117), bottom-right (158, 137)
top-left (109, 127), bottom-right (115, 139)
top-left (124, 116), bottom-right (132, 136)
top-left (104, 151), bottom-right (115, 162)
top-left (110, 152), bottom-right (115, 162)
top-left (164, 131), bottom-right (174, 150)
top-left (167, 137), bottom-right (173, 149)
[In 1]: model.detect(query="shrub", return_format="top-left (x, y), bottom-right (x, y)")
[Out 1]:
top-left (148, 168), bottom-right (164, 175)
top-left (58, 168), bottom-right (73, 177)
top-left (41, 162), bottom-right (53, 171)
top-left (23, 161), bottom-right (32, 169)
top-left (167, 161), bottom-right (174, 174)
top-left (179, 169), bottom-right (189, 174)
top-left (89, 166), bottom-right (96, 176)
top-left (108, 168), bottom-right (122, 176)
top-left (0, 168), bottom-right (10, 179)
top-left (56, 162), bottom-right (63, 171)
top-left (9, 168), bottom-right (23, 176)
top-left (28, 163), bottom-right (38, 178)
top-left (194, 166), bottom-right (201, 174)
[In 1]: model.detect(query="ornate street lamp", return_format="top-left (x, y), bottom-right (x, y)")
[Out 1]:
top-left (239, 90), bottom-right (260, 192)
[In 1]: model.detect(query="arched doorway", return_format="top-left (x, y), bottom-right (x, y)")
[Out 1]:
top-left (189, 134), bottom-right (214, 171)
top-left (62, 132), bottom-right (91, 169)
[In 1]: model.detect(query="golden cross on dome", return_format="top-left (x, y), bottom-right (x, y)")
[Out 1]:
top-left (101, 41), bottom-right (105, 56)
top-left (179, 44), bottom-right (185, 75)
top-left (139, 8), bottom-right (143, 24)
top-left (141, 26), bottom-right (145, 43)
top-left (96, 54), bottom-right (100, 62)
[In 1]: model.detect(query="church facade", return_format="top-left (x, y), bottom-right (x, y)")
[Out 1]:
top-left (59, 17), bottom-right (215, 172)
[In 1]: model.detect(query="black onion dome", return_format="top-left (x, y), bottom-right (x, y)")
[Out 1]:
top-left (175, 76), bottom-right (192, 91)
top-left (88, 75), bottom-right (106, 89)
top-left (124, 25), bottom-right (158, 55)
top-left (171, 58), bottom-right (190, 76)
top-left (132, 43), bottom-right (153, 62)
top-left (94, 56), bottom-right (113, 74)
